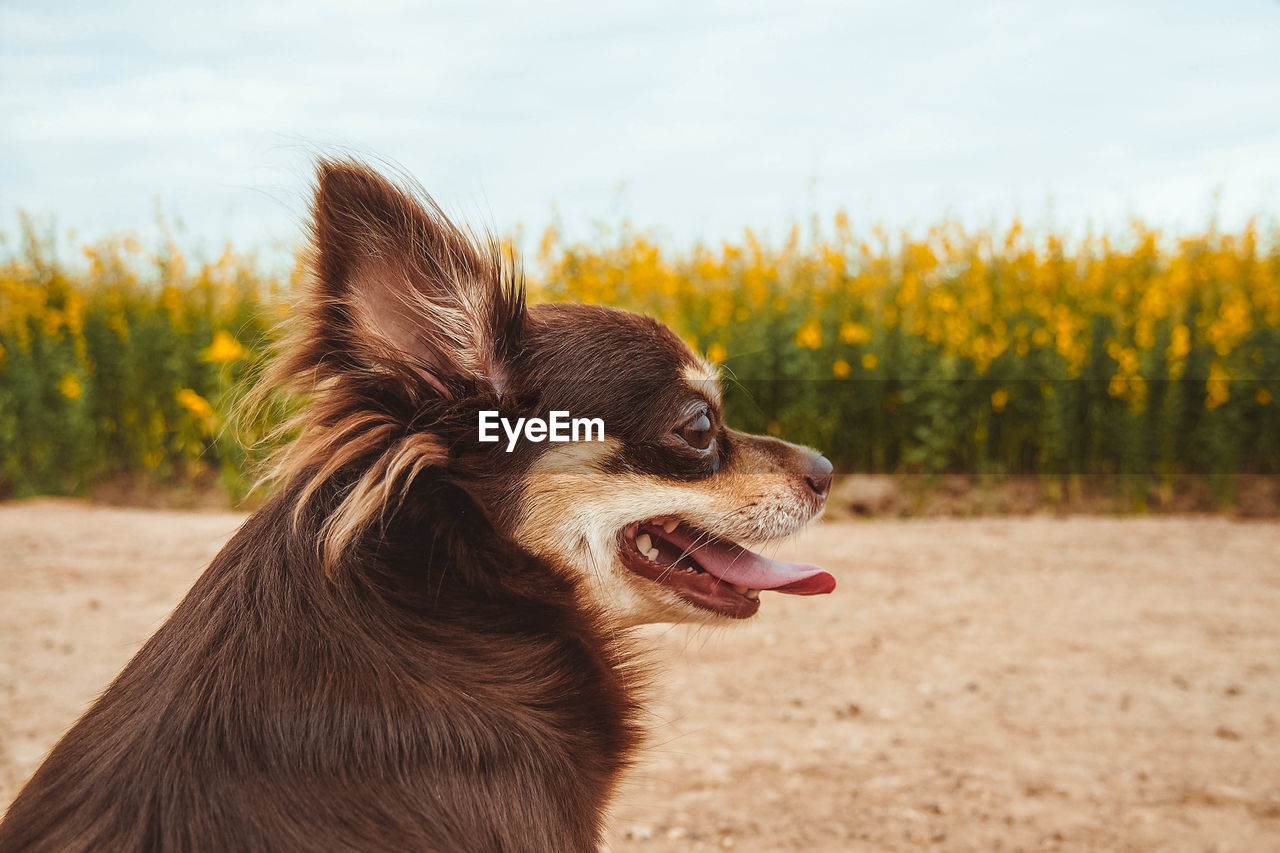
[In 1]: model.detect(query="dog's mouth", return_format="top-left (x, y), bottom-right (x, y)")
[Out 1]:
top-left (618, 519), bottom-right (835, 619)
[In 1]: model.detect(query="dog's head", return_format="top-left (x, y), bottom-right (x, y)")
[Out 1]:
top-left (269, 159), bottom-right (834, 626)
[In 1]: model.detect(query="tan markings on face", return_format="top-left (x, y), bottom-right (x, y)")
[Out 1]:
top-left (513, 432), bottom-right (819, 627)
top-left (681, 360), bottom-right (722, 407)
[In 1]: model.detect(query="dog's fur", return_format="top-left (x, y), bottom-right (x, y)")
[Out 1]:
top-left (0, 161), bottom-right (830, 852)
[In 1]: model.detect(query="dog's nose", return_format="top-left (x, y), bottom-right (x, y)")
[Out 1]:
top-left (803, 453), bottom-right (833, 499)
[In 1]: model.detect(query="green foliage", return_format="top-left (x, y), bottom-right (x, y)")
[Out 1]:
top-left (1, 214), bottom-right (1277, 504)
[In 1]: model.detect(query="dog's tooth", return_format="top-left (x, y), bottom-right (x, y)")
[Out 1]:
top-left (635, 533), bottom-right (651, 555)
top-left (662, 519), bottom-right (678, 534)
top-left (745, 589), bottom-right (760, 600)
top-left (646, 547), bottom-right (659, 561)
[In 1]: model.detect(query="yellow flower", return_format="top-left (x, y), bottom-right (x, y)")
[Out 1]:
top-left (833, 210), bottom-right (852, 240)
top-left (1166, 324), bottom-right (1191, 361)
top-left (832, 358), bottom-right (852, 378)
top-left (705, 342), bottom-right (728, 364)
top-left (795, 318), bottom-right (823, 350)
top-left (1108, 375), bottom-right (1129, 399)
top-left (202, 330), bottom-right (245, 364)
top-left (861, 353), bottom-right (878, 370)
top-left (1205, 360), bottom-right (1230, 411)
top-left (175, 388), bottom-right (214, 420)
top-left (990, 388), bottom-right (1009, 412)
top-left (58, 373), bottom-right (82, 400)
top-left (1257, 388), bottom-right (1273, 406)
top-left (839, 321), bottom-right (872, 345)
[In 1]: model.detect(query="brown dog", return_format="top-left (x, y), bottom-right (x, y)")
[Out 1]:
top-left (0, 160), bottom-right (834, 852)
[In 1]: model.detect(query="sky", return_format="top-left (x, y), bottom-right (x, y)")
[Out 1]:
top-left (2, 0), bottom-right (1278, 259)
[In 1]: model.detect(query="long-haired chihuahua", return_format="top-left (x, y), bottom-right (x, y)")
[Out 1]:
top-left (0, 160), bottom-right (835, 852)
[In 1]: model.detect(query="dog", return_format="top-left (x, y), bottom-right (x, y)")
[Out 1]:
top-left (0, 160), bottom-right (835, 852)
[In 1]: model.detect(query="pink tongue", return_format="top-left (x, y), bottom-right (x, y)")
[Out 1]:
top-left (668, 530), bottom-right (835, 595)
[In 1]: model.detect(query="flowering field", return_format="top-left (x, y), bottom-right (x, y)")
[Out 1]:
top-left (1, 215), bottom-right (1277, 504)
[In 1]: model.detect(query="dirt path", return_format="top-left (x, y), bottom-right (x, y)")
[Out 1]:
top-left (2, 501), bottom-right (1277, 851)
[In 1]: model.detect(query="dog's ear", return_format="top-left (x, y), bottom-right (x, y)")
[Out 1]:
top-left (305, 158), bottom-right (523, 398)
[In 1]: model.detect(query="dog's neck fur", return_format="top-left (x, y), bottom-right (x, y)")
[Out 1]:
top-left (0, 476), bottom-right (642, 853)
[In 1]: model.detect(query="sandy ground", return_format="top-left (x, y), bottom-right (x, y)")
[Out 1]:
top-left (1, 501), bottom-right (1277, 852)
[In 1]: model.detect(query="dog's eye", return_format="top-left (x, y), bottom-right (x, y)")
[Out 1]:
top-left (677, 409), bottom-right (714, 451)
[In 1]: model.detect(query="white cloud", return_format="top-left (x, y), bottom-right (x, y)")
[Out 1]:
top-left (1, 0), bottom-right (1277, 254)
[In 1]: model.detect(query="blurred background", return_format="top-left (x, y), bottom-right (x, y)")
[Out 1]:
top-left (4, 5), bottom-right (1280, 851)
top-left (1, 0), bottom-right (1278, 506)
